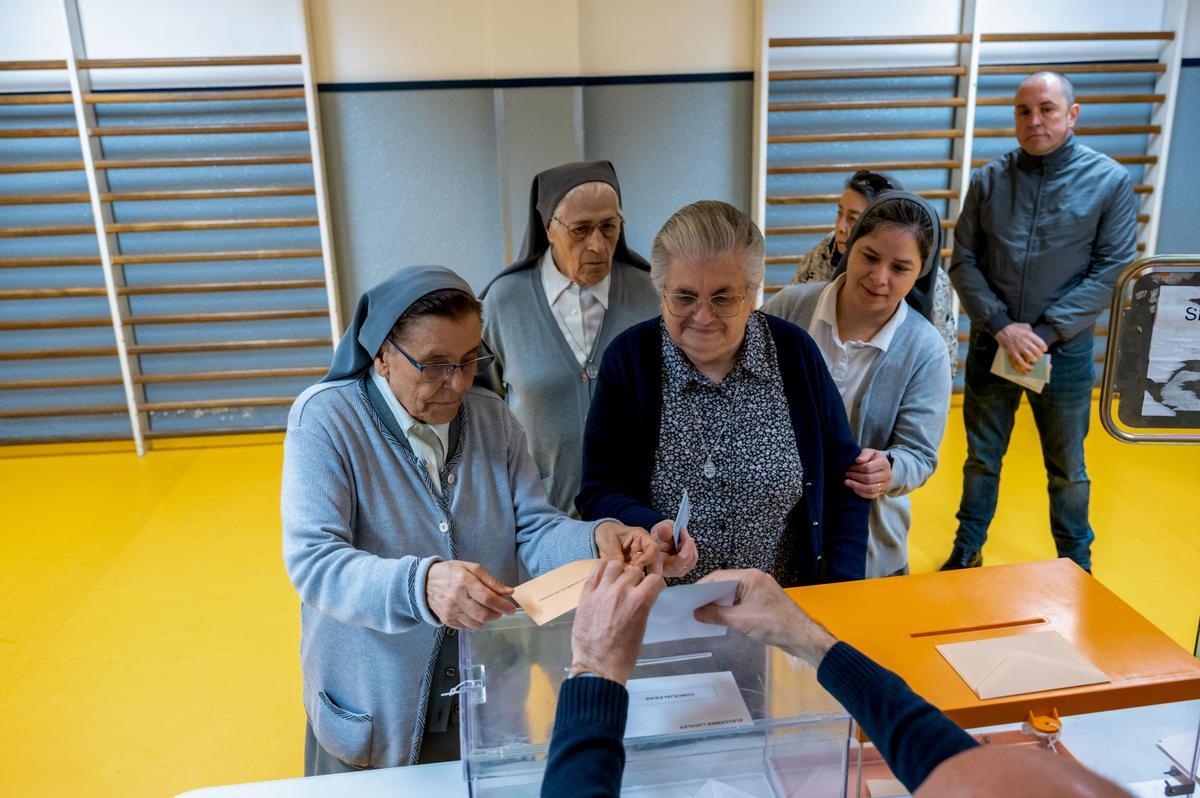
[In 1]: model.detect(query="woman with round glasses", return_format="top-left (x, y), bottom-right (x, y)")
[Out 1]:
top-left (793, 170), bottom-right (959, 371)
top-left (578, 201), bottom-right (869, 585)
top-left (282, 266), bottom-right (678, 774)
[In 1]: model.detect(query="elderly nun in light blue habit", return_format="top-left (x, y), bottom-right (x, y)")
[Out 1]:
top-left (281, 266), bottom-right (662, 774)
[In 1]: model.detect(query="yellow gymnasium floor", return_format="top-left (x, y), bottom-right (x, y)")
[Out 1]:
top-left (1, 399), bottom-right (1197, 797)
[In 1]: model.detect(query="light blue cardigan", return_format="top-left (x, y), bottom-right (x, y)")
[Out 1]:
top-left (762, 283), bottom-right (951, 576)
top-left (282, 378), bottom-right (601, 768)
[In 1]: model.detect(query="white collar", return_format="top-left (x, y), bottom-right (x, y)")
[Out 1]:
top-left (369, 368), bottom-right (450, 453)
top-left (814, 274), bottom-right (908, 352)
top-left (540, 248), bottom-right (611, 309)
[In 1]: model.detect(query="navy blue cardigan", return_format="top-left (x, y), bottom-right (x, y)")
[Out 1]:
top-left (576, 314), bottom-right (869, 584)
top-left (540, 642), bottom-right (979, 796)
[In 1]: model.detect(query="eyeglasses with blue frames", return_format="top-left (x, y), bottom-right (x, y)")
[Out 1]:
top-left (386, 338), bottom-right (496, 383)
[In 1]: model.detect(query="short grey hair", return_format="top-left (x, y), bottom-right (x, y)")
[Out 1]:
top-left (649, 200), bottom-right (765, 294)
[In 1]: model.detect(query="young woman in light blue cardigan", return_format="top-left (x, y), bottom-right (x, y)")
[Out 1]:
top-left (763, 192), bottom-right (952, 577)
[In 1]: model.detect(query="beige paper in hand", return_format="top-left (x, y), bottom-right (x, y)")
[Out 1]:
top-left (936, 630), bottom-right (1109, 700)
top-left (511, 558), bottom-right (601, 625)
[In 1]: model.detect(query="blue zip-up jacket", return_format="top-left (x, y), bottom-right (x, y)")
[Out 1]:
top-left (949, 133), bottom-right (1138, 346)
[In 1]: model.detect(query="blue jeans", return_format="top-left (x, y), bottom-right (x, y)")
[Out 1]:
top-left (953, 328), bottom-right (1096, 569)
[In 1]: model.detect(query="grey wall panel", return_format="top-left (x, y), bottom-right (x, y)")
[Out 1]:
top-left (495, 85), bottom-right (584, 265)
top-left (582, 81), bottom-right (753, 258)
top-left (318, 89), bottom-right (505, 311)
top-left (1158, 67), bottom-right (1200, 254)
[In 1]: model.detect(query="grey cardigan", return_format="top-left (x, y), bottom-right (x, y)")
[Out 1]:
top-left (763, 284), bottom-right (951, 576)
top-left (480, 260), bottom-right (660, 514)
top-left (282, 378), bottom-right (600, 768)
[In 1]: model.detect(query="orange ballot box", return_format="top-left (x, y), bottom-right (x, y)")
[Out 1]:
top-left (785, 559), bottom-right (1200, 730)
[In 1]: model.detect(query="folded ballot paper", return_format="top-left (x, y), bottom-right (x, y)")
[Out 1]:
top-left (936, 630), bottom-right (1109, 700)
top-left (991, 349), bottom-right (1052, 393)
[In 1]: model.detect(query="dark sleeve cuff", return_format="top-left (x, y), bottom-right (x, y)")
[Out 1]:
top-left (816, 640), bottom-right (881, 698)
top-left (556, 675), bottom-right (629, 733)
top-left (985, 309), bottom-right (1015, 336)
top-left (1032, 322), bottom-right (1060, 347)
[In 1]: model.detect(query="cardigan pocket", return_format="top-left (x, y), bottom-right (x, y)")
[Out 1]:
top-left (313, 690), bottom-right (374, 768)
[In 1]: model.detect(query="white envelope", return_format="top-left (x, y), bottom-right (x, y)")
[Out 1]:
top-left (642, 580), bottom-right (737, 645)
top-left (691, 779), bottom-right (761, 798)
top-left (624, 671), bottom-right (752, 739)
top-left (936, 630), bottom-right (1109, 700)
top-left (867, 778), bottom-right (910, 797)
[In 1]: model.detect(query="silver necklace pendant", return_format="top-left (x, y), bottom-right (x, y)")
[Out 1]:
top-left (584, 361), bottom-right (599, 381)
top-left (702, 457), bottom-right (717, 479)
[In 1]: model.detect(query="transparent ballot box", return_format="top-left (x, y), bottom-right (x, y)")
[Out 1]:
top-left (456, 610), bottom-right (853, 797)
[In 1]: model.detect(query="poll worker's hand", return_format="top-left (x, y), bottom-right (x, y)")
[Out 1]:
top-left (693, 568), bottom-right (837, 668)
top-left (995, 322), bottom-right (1047, 375)
top-left (649, 519), bottom-right (700, 579)
top-left (845, 448), bottom-right (892, 500)
top-left (595, 521), bottom-right (663, 574)
top-left (425, 560), bottom-right (515, 631)
top-left (569, 560), bottom-right (666, 685)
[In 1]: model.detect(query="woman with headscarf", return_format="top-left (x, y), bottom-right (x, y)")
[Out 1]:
top-left (479, 161), bottom-right (660, 515)
top-left (764, 192), bottom-right (952, 577)
top-left (282, 266), bottom-right (679, 774)
top-left (578, 201), bottom-right (869, 586)
top-left (791, 170), bottom-right (959, 371)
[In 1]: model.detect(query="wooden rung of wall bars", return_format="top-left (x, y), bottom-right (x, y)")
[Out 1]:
top-left (133, 366), bottom-right (326, 385)
top-left (770, 65), bottom-right (968, 81)
top-left (768, 129), bottom-right (965, 144)
top-left (93, 154), bottom-right (311, 170)
top-left (770, 98), bottom-right (967, 112)
top-left (142, 425), bottom-right (284, 440)
top-left (101, 187), bottom-right (315, 202)
top-left (120, 307), bottom-right (329, 326)
top-left (104, 217), bottom-right (319, 234)
top-left (78, 55), bottom-right (302, 69)
top-left (0, 127), bottom-right (79, 139)
top-left (975, 94), bottom-right (1166, 106)
top-left (0, 192), bottom-right (91, 205)
top-left (0, 287), bottom-right (107, 300)
top-left (968, 154), bottom-right (1157, 167)
top-left (0, 404), bottom-right (129, 420)
top-left (0, 255), bottom-right (101, 268)
top-left (0, 432), bottom-right (135, 445)
top-left (116, 279), bottom-right (326, 296)
top-left (91, 121), bottom-right (310, 137)
top-left (768, 160), bottom-right (960, 175)
top-left (768, 189), bottom-right (959, 205)
top-left (979, 31), bottom-right (1174, 42)
top-left (769, 34), bottom-right (972, 47)
top-left (1137, 214), bottom-right (1151, 223)
top-left (978, 62), bottom-right (1166, 75)
top-left (125, 337), bottom-right (331, 355)
top-left (973, 124), bottom-right (1161, 137)
top-left (0, 93), bottom-right (74, 105)
top-left (0, 224), bottom-right (98, 238)
top-left (83, 87), bottom-right (306, 104)
top-left (1134, 185), bottom-right (1153, 194)
top-left (139, 396), bottom-right (297, 412)
top-left (0, 316), bottom-right (112, 331)
top-left (0, 345), bottom-right (118, 360)
top-left (0, 161), bottom-right (84, 174)
top-left (112, 248), bottom-right (322, 265)
top-left (0, 60), bottom-right (68, 71)
top-left (0, 375), bottom-right (123, 390)
top-left (767, 220), bottom-right (958, 235)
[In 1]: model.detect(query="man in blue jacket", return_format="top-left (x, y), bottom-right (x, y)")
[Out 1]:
top-left (943, 72), bottom-right (1137, 572)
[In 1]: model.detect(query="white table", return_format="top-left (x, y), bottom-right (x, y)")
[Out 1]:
top-left (176, 762), bottom-right (467, 798)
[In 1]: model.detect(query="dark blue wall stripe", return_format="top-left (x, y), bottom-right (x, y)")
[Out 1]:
top-left (316, 71), bottom-right (755, 92)
top-left (1183, 57), bottom-right (1200, 67)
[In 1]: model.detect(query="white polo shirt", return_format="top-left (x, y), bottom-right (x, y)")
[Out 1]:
top-left (808, 274), bottom-right (908, 426)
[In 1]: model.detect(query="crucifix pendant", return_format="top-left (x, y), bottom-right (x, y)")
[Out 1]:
top-left (702, 457), bottom-right (717, 479)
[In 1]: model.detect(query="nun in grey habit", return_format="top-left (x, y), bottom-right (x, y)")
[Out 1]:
top-left (479, 161), bottom-right (660, 516)
top-left (281, 266), bottom-right (666, 773)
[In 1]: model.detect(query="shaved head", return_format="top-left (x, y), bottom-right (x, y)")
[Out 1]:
top-left (1019, 71), bottom-right (1076, 106)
